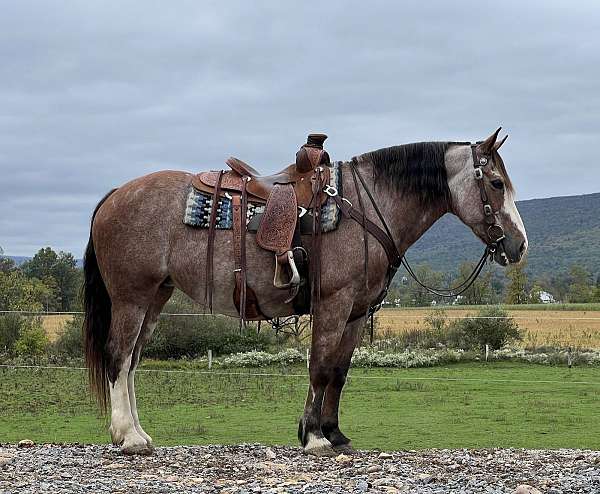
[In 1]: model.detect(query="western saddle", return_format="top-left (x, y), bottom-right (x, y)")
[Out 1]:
top-left (192, 134), bottom-right (331, 321)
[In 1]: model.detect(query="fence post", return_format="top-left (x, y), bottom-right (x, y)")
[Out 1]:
top-left (306, 348), bottom-right (310, 369)
top-left (568, 347), bottom-right (572, 369)
top-left (208, 349), bottom-right (213, 370)
top-left (485, 344), bottom-right (489, 362)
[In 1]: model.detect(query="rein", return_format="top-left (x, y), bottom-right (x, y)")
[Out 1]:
top-left (326, 142), bottom-right (506, 313)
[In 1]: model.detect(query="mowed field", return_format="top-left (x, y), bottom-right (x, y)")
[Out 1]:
top-left (40, 314), bottom-right (73, 342)
top-left (2, 362), bottom-right (600, 450)
top-left (377, 305), bottom-right (600, 349)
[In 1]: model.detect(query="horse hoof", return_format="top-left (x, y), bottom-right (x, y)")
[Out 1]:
top-left (121, 442), bottom-right (154, 456)
top-left (333, 443), bottom-right (355, 454)
top-left (304, 436), bottom-right (336, 457)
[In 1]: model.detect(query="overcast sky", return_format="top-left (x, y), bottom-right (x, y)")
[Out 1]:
top-left (1, 1), bottom-right (599, 256)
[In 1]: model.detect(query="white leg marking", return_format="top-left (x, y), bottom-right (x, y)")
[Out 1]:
top-left (109, 355), bottom-right (148, 453)
top-left (305, 433), bottom-right (332, 451)
top-left (128, 368), bottom-right (153, 445)
top-left (128, 321), bottom-right (157, 446)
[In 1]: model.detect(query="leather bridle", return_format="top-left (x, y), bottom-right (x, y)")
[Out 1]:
top-left (470, 143), bottom-right (506, 255)
top-left (327, 141), bottom-right (507, 315)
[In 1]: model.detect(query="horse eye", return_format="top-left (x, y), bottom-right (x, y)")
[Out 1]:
top-left (491, 179), bottom-right (504, 190)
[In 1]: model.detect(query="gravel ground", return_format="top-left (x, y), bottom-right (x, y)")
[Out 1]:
top-left (1, 443), bottom-right (599, 493)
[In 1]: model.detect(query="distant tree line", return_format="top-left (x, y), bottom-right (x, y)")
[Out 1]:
top-left (0, 246), bottom-right (81, 312)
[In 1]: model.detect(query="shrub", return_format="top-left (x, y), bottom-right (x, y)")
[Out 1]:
top-left (143, 315), bottom-right (273, 359)
top-left (14, 319), bottom-right (48, 357)
top-left (0, 313), bottom-right (24, 355)
top-left (220, 348), bottom-right (304, 368)
top-left (448, 307), bottom-right (522, 350)
top-left (351, 347), bottom-right (468, 368)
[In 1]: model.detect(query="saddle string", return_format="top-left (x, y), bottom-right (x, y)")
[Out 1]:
top-left (205, 170), bottom-right (224, 313)
top-left (310, 167), bottom-right (325, 317)
top-left (240, 177), bottom-right (249, 328)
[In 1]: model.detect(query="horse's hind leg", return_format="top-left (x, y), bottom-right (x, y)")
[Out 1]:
top-left (127, 285), bottom-right (174, 449)
top-left (106, 301), bottom-right (152, 455)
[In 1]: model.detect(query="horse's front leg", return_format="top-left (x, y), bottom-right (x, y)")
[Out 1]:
top-left (299, 289), bottom-right (353, 456)
top-left (321, 316), bottom-right (364, 451)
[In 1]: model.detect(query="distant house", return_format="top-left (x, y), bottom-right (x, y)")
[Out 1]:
top-left (539, 291), bottom-right (556, 304)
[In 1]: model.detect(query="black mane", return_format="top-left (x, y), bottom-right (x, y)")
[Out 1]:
top-left (363, 142), bottom-right (453, 206)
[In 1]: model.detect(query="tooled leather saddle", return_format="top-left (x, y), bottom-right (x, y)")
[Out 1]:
top-left (192, 134), bottom-right (331, 322)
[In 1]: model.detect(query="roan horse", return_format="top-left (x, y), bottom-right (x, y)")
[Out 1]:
top-left (83, 128), bottom-right (527, 456)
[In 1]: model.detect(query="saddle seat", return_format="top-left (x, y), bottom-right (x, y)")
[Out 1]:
top-left (191, 157), bottom-right (330, 209)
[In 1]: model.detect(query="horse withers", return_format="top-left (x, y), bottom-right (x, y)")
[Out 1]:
top-left (83, 129), bottom-right (527, 456)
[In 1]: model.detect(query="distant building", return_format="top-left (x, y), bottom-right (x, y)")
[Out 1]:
top-left (539, 291), bottom-right (556, 304)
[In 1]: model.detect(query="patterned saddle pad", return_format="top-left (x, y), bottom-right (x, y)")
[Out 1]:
top-left (183, 162), bottom-right (343, 234)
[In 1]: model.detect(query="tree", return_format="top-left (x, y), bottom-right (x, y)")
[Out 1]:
top-left (0, 270), bottom-right (53, 311)
top-left (21, 247), bottom-right (80, 311)
top-left (398, 264), bottom-right (446, 306)
top-left (505, 261), bottom-right (528, 304)
top-left (0, 246), bottom-right (15, 273)
top-left (566, 265), bottom-right (594, 303)
top-left (529, 283), bottom-right (544, 304)
top-left (455, 262), bottom-right (492, 305)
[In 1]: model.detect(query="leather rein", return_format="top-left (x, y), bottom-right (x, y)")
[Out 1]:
top-left (325, 142), bottom-right (506, 315)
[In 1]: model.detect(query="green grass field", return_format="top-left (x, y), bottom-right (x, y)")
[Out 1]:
top-left (2, 362), bottom-right (600, 450)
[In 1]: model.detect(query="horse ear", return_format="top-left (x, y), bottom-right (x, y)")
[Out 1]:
top-left (493, 134), bottom-right (508, 152)
top-left (479, 127), bottom-right (502, 154)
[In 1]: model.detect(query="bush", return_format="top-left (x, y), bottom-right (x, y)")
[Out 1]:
top-left (448, 307), bottom-right (522, 350)
top-left (52, 315), bottom-right (84, 358)
top-left (0, 314), bottom-right (24, 354)
top-left (351, 347), bottom-right (468, 368)
top-left (220, 348), bottom-right (304, 368)
top-left (143, 315), bottom-right (273, 359)
top-left (14, 319), bottom-right (48, 357)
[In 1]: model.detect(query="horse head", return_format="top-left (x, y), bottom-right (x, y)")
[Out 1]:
top-left (447, 128), bottom-right (528, 266)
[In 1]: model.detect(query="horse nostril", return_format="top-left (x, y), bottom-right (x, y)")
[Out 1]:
top-left (519, 241), bottom-right (526, 255)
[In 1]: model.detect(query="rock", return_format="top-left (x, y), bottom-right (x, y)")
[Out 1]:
top-left (416, 473), bottom-right (435, 484)
top-left (378, 452), bottom-right (393, 459)
top-left (18, 439), bottom-right (35, 448)
top-left (265, 448), bottom-right (276, 460)
top-left (0, 453), bottom-right (15, 466)
top-left (356, 479), bottom-right (369, 491)
top-left (513, 486), bottom-right (542, 494)
top-left (335, 453), bottom-right (352, 463)
top-left (367, 464), bottom-right (383, 473)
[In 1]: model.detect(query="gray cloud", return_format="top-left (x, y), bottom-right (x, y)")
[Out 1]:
top-left (1, 0), bottom-right (599, 256)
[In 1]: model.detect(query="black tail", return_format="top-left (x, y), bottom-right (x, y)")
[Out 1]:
top-left (83, 189), bottom-right (116, 413)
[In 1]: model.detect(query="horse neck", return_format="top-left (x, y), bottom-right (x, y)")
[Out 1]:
top-left (350, 159), bottom-right (450, 256)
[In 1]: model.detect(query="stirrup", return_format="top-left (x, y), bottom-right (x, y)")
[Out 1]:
top-left (273, 251), bottom-right (301, 289)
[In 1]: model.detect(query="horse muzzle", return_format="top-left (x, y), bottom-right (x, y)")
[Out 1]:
top-left (495, 235), bottom-right (527, 265)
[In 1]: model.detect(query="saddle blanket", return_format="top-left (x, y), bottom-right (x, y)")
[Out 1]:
top-left (183, 162), bottom-right (343, 234)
